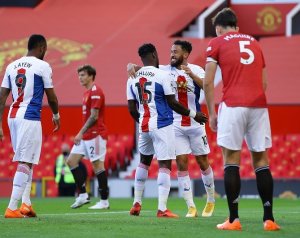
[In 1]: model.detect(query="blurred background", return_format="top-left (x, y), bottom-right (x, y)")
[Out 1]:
top-left (0, 0), bottom-right (299, 199)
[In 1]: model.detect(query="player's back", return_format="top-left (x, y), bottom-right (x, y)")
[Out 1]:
top-left (128, 66), bottom-right (174, 132)
top-left (207, 32), bottom-right (266, 107)
top-left (3, 56), bottom-right (53, 120)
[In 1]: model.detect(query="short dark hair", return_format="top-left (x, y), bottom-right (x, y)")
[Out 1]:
top-left (212, 8), bottom-right (237, 28)
top-left (77, 64), bottom-right (96, 79)
top-left (28, 34), bottom-right (46, 51)
top-left (138, 43), bottom-right (156, 58)
top-left (173, 40), bottom-right (192, 54)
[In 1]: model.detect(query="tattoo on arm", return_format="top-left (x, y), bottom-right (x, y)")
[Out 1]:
top-left (80, 109), bottom-right (98, 134)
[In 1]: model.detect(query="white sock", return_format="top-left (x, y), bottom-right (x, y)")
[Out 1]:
top-left (178, 171), bottom-right (195, 208)
top-left (8, 164), bottom-right (30, 210)
top-left (157, 168), bottom-right (171, 211)
top-left (79, 193), bottom-right (88, 199)
top-left (133, 163), bottom-right (149, 205)
top-left (22, 167), bottom-right (33, 206)
top-left (201, 166), bottom-right (215, 203)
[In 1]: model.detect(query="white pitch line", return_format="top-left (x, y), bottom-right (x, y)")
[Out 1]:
top-left (42, 210), bottom-right (152, 216)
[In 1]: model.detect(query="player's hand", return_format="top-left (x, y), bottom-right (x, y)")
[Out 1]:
top-left (209, 114), bottom-right (218, 132)
top-left (0, 128), bottom-right (4, 141)
top-left (74, 132), bottom-right (83, 145)
top-left (52, 118), bottom-right (60, 132)
top-left (194, 112), bottom-right (208, 124)
top-left (181, 65), bottom-right (193, 77)
top-left (127, 63), bottom-right (136, 78)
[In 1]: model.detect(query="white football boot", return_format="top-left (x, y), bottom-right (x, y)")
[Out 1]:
top-left (88, 200), bottom-right (110, 209)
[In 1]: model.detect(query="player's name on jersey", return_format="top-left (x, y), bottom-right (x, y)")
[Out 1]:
top-left (224, 34), bottom-right (254, 41)
top-left (136, 71), bottom-right (155, 77)
top-left (13, 62), bottom-right (32, 70)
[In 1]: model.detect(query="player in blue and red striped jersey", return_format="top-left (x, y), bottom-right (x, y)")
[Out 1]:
top-left (0, 34), bottom-right (60, 218)
top-left (127, 40), bottom-right (215, 218)
top-left (127, 43), bottom-right (207, 218)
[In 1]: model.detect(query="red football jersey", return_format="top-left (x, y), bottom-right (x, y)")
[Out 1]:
top-left (82, 84), bottom-right (108, 140)
top-left (206, 32), bottom-right (267, 107)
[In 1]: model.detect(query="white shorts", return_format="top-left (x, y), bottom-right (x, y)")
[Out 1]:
top-left (138, 124), bottom-right (176, 161)
top-left (174, 124), bottom-right (210, 156)
top-left (70, 135), bottom-right (107, 162)
top-left (8, 118), bottom-right (42, 165)
top-left (217, 102), bottom-right (272, 152)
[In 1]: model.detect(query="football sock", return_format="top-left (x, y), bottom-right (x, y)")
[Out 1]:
top-left (22, 167), bottom-right (33, 206)
top-left (134, 163), bottom-right (149, 204)
top-left (8, 163), bottom-right (30, 210)
top-left (95, 169), bottom-right (109, 200)
top-left (70, 165), bottom-right (86, 194)
top-left (157, 168), bottom-right (171, 211)
top-left (255, 166), bottom-right (274, 222)
top-left (177, 171), bottom-right (195, 208)
top-left (201, 166), bottom-right (215, 203)
top-left (224, 165), bottom-right (241, 223)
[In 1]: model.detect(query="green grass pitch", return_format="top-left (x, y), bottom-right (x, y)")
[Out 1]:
top-left (0, 197), bottom-right (299, 238)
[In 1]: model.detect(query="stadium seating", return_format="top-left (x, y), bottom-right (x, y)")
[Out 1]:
top-left (125, 133), bottom-right (300, 180)
top-left (0, 133), bottom-right (135, 180)
top-left (0, 133), bottom-right (299, 181)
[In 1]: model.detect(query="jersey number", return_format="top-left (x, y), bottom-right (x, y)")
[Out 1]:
top-left (135, 77), bottom-right (152, 104)
top-left (239, 41), bottom-right (254, 65)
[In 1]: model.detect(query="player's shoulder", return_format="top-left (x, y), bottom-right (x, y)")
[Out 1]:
top-left (187, 63), bottom-right (203, 70)
top-left (158, 64), bottom-right (170, 71)
top-left (27, 56), bottom-right (52, 72)
top-left (90, 84), bottom-right (104, 95)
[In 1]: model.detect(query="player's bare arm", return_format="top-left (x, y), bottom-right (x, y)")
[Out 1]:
top-left (203, 61), bottom-right (217, 132)
top-left (165, 94), bottom-right (207, 124)
top-left (74, 108), bottom-right (99, 145)
top-left (0, 87), bottom-right (11, 140)
top-left (127, 100), bottom-right (139, 122)
top-left (127, 63), bottom-right (141, 78)
top-left (181, 65), bottom-right (204, 88)
top-left (45, 88), bottom-right (60, 132)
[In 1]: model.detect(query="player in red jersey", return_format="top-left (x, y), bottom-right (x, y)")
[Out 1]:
top-left (67, 65), bottom-right (109, 210)
top-left (203, 8), bottom-right (280, 231)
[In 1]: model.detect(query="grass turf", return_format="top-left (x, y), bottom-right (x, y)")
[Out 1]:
top-left (0, 197), bottom-right (299, 238)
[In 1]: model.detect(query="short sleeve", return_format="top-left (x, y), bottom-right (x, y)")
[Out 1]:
top-left (206, 38), bottom-right (219, 63)
top-left (1, 68), bottom-right (11, 89)
top-left (42, 63), bottom-right (54, 88)
top-left (90, 88), bottom-right (103, 109)
top-left (162, 72), bottom-right (175, 96)
top-left (126, 79), bottom-right (135, 100)
top-left (193, 65), bottom-right (205, 79)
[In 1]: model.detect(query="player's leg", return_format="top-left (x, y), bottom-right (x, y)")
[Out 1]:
top-left (5, 162), bottom-right (31, 218)
top-left (6, 119), bottom-right (41, 218)
top-left (89, 159), bottom-right (109, 209)
top-left (152, 125), bottom-right (178, 218)
top-left (246, 108), bottom-right (280, 231)
top-left (67, 150), bottom-right (89, 208)
top-left (130, 132), bottom-right (154, 215)
top-left (191, 125), bottom-right (215, 217)
top-left (87, 136), bottom-right (110, 209)
top-left (195, 154), bottom-right (215, 217)
top-left (216, 103), bottom-right (244, 230)
top-left (132, 154), bottom-right (152, 206)
top-left (20, 165), bottom-right (37, 217)
top-left (251, 151), bottom-right (280, 231)
top-left (176, 154), bottom-right (197, 217)
top-left (174, 126), bottom-right (197, 217)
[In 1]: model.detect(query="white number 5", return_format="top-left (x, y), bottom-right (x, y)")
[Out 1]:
top-left (239, 41), bottom-right (254, 65)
